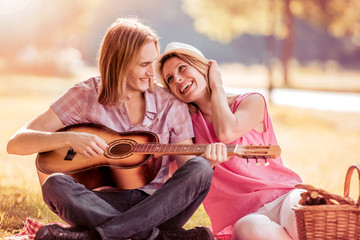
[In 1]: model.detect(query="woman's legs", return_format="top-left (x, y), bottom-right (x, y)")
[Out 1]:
top-left (232, 213), bottom-right (291, 240)
top-left (232, 189), bottom-right (304, 240)
top-left (279, 189), bottom-right (305, 240)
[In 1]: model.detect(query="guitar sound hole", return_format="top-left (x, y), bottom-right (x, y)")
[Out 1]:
top-left (109, 143), bottom-right (132, 157)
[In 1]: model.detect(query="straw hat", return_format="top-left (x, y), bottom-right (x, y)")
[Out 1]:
top-left (155, 42), bottom-right (208, 83)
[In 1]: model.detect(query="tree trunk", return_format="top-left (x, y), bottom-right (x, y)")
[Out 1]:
top-left (265, 0), bottom-right (276, 103)
top-left (266, 35), bottom-right (275, 103)
top-left (282, 0), bottom-right (294, 87)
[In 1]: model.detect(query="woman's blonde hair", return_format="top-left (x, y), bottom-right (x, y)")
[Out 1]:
top-left (98, 17), bottom-right (159, 106)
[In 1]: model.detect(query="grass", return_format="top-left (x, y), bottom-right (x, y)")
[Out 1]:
top-left (1, 65), bottom-right (360, 238)
top-left (0, 75), bottom-right (78, 238)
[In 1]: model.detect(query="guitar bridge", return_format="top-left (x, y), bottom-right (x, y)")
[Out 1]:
top-left (64, 147), bottom-right (76, 161)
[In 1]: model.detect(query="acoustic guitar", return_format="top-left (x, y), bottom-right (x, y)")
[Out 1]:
top-left (36, 123), bottom-right (281, 190)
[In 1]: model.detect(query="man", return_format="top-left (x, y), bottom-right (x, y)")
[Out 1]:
top-left (7, 17), bottom-right (214, 240)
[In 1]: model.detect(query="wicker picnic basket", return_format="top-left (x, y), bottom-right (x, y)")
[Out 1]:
top-left (292, 164), bottom-right (360, 240)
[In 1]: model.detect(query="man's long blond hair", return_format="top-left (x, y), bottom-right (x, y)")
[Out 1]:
top-left (98, 17), bottom-right (159, 106)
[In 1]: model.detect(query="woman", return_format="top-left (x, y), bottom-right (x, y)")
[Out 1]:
top-left (156, 42), bottom-right (304, 240)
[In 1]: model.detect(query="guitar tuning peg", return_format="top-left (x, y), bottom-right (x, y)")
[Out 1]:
top-left (244, 156), bottom-right (250, 167)
top-left (255, 157), bottom-right (260, 166)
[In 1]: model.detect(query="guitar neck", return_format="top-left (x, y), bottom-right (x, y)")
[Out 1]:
top-left (131, 144), bottom-right (280, 159)
top-left (133, 143), bottom-right (236, 156)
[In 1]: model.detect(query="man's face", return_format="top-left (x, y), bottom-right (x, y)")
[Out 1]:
top-left (126, 42), bottom-right (158, 94)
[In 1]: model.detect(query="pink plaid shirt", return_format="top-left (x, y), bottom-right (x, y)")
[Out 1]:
top-left (51, 76), bottom-right (194, 194)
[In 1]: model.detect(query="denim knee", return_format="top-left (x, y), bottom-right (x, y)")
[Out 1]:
top-left (42, 173), bottom-right (75, 190)
top-left (185, 157), bottom-right (213, 184)
top-left (41, 174), bottom-right (76, 205)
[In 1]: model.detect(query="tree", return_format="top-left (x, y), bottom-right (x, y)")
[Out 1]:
top-left (182, 0), bottom-right (360, 91)
top-left (293, 0), bottom-right (360, 39)
top-left (182, 0), bottom-right (287, 41)
top-left (182, 0), bottom-right (288, 100)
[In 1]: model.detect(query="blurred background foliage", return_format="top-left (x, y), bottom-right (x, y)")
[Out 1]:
top-left (0, 0), bottom-right (359, 87)
top-left (182, 0), bottom-right (360, 87)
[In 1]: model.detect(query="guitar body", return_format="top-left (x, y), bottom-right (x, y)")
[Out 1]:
top-left (36, 123), bottom-right (162, 190)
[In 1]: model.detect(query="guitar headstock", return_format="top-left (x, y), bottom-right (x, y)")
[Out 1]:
top-left (231, 145), bottom-right (282, 166)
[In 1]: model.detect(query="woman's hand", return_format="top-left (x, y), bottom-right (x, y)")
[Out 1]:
top-left (208, 60), bottom-right (224, 92)
top-left (201, 142), bottom-right (228, 167)
top-left (68, 132), bottom-right (108, 158)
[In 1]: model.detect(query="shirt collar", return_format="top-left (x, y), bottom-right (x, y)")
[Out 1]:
top-left (142, 90), bottom-right (157, 127)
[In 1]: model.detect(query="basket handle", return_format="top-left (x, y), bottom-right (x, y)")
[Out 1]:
top-left (344, 164), bottom-right (360, 205)
top-left (295, 183), bottom-right (354, 205)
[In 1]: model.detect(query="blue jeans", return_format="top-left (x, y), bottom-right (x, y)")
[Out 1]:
top-left (41, 157), bottom-right (213, 240)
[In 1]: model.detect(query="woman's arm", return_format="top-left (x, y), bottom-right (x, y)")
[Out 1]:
top-left (7, 108), bottom-right (108, 157)
top-left (209, 60), bottom-right (265, 143)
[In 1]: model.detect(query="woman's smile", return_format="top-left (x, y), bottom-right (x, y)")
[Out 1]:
top-left (180, 81), bottom-right (193, 94)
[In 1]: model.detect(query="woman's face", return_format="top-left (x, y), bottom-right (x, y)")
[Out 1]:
top-left (162, 56), bottom-right (207, 103)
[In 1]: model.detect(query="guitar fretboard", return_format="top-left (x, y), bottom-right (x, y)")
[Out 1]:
top-left (132, 144), bottom-right (238, 155)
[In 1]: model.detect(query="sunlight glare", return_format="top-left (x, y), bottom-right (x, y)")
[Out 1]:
top-left (0, 0), bottom-right (31, 15)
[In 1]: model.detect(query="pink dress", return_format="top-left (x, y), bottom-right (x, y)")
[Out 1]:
top-left (191, 93), bottom-right (302, 235)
